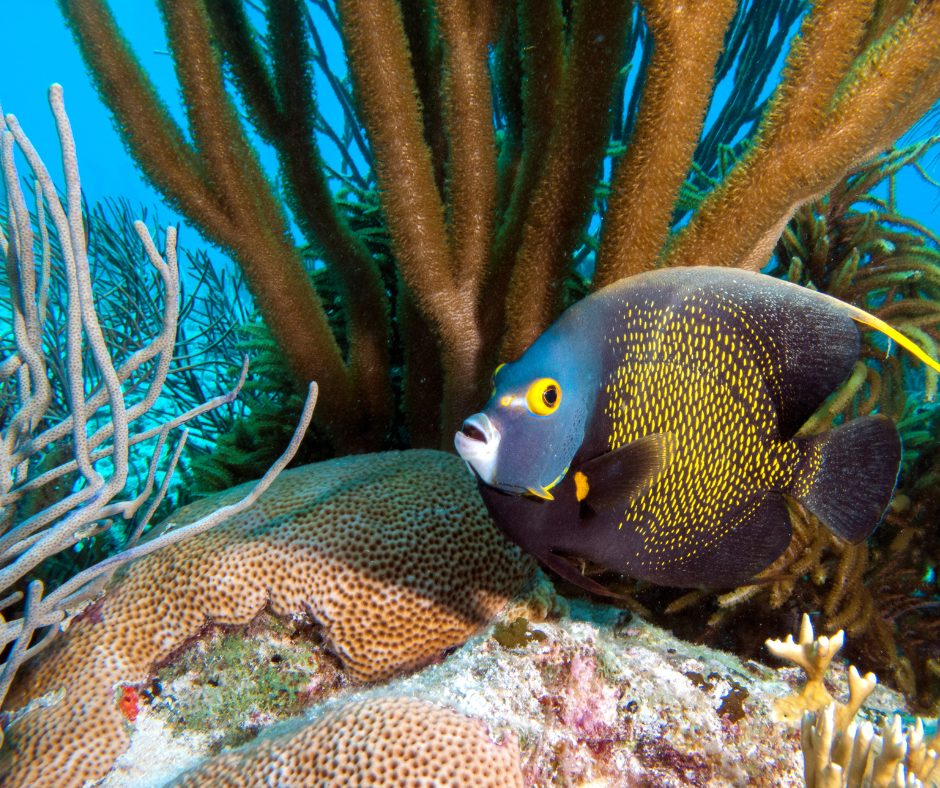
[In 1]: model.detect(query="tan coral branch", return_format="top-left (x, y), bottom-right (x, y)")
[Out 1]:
top-left (208, 0), bottom-right (394, 439)
top-left (56, 0), bottom-right (361, 446)
top-left (436, 0), bottom-right (497, 291)
top-left (593, 0), bottom-right (738, 286)
top-left (767, 614), bottom-right (877, 729)
top-left (482, 0), bottom-right (565, 358)
top-left (500, 0), bottom-right (632, 362)
top-left (338, 0), bottom-right (489, 441)
top-left (663, 0), bottom-right (940, 274)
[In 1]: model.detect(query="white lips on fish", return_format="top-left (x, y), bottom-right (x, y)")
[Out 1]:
top-left (454, 412), bottom-right (501, 484)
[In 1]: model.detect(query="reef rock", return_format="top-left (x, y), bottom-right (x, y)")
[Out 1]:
top-left (96, 595), bottom-right (909, 787)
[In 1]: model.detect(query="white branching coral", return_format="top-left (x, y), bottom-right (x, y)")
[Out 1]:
top-left (0, 85), bottom-right (318, 745)
top-left (767, 613), bottom-right (877, 729)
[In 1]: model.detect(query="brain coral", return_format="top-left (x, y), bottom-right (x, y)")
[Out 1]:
top-left (164, 696), bottom-right (524, 787)
top-left (0, 450), bottom-right (536, 788)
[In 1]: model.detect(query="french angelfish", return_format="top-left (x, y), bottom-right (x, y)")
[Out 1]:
top-left (455, 267), bottom-right (940, 594)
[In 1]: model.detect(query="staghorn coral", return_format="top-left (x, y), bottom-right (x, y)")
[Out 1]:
top-left (802, 703), bottom-right (940, 788)
top-left (0, 450), bottom-right (536, 788)
top-left (161, 696), bottom-right (524, 787)
top-left (55, 0), bottom-right (940, 452)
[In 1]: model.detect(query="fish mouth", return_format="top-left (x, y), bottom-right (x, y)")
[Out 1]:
top-left (454, 412), bottom-right (500, 484)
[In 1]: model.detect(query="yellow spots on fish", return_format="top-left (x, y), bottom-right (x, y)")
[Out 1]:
top-left (601, 292), bottom-right (798, 571)
top-left (500, 395), bottom-right (513, 407)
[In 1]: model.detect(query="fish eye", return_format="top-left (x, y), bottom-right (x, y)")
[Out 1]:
top-left (526, 378), bottom-right (561, 416)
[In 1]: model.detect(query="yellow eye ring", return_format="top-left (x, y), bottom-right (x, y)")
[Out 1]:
top-left (526, 378), bottom-right (561, 416)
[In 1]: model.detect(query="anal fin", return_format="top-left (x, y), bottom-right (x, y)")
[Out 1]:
top-left (578, 432), bottom-right (676, 512)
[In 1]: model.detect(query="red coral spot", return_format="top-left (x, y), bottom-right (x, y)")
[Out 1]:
top-left (118, 686), bottom-right (141, 722)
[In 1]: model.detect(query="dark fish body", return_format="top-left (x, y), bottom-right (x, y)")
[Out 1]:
top-left (455, 267), bottom-right (906, 592)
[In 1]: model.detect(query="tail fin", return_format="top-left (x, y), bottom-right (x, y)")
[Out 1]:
top-left (790, 415), bottom-right (901, 543)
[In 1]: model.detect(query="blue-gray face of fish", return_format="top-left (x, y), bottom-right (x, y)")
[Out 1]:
top-left (455, 307), bottom-right (601, 499)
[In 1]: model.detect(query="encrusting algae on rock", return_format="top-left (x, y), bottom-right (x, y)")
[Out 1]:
top-left (77, 600), bottom-right (918, 787)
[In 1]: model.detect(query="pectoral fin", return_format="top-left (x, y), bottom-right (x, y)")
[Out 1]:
top-left (577, 432), bottom-right (676, 512)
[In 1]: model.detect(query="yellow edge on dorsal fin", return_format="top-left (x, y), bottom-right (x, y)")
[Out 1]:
top-left (845, 303), bottom-right (940, 374)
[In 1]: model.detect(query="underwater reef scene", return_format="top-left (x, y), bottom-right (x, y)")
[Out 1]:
top-left (4, 0), bottom-right (940, 785)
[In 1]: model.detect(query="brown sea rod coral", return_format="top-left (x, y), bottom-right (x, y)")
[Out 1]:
top-left (163, 696), bottom-right (524, 788)
top-left (0, 450), bottom-right (536, 788)
top-left (55, 0), bottom-right (940, 452)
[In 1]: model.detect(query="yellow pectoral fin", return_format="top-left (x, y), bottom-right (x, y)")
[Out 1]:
top-left (848, 304), bottom-right (940, 374)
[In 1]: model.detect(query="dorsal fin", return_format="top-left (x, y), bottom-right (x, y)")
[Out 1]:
top-left (842, 302), bottom-right (940, 374)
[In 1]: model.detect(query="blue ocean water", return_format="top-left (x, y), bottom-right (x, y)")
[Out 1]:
top-left (6, 1), bottom-right (939, 242)
top-left (4, 1), bottom-right (351, 246)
